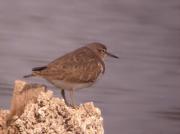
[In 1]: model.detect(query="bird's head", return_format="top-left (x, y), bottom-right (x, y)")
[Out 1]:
top-left (86, 42), bottom-right (119, 60)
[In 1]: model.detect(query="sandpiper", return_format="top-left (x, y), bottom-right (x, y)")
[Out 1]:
top-left (24, 42), bottom-right (118, 107)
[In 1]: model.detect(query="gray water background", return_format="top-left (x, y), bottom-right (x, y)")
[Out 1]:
top-left (0, 0), bottom-right (180, 134)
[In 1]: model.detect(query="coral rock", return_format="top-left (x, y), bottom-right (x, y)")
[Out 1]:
top-left (0, 80), bottom-right (104, 134)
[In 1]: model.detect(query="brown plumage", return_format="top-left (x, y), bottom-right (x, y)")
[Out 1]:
top-left (24, 42), bottom-right (118, 107)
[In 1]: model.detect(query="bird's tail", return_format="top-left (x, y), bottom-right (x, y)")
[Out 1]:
top-left (32, 66), bottom-right (47, 71)
top-left (24, 66), bottom-right (47, 78)
top-left (23, 74), bottom-right (34, 78)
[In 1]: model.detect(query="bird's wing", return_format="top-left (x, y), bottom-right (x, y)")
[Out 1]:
top-left (38, 47), bottom-right (105, 83)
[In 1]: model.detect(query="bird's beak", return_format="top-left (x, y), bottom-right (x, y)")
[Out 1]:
top-left (106, 51), bottom-right (119, 59)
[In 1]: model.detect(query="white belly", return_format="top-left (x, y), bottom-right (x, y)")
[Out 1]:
top-left (50, 80), bottom-right (93, 90)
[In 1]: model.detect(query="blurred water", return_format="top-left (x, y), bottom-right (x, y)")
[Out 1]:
top-left (0, 0), bottom-right (180, 133)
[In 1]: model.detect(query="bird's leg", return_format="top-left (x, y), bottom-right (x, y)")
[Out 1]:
top-left (69, 90), bottom-right (78, 108)
top-left (61, 89), bottom-right (69, 106)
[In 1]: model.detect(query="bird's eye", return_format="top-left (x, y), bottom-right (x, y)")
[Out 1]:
top-left (98, 49), bottom-right (106, 53)
top-left (101, 49), bottom-right (105, 53)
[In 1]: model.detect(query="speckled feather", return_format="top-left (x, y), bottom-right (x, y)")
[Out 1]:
top-left (33, 47), bottom-right (105, 83)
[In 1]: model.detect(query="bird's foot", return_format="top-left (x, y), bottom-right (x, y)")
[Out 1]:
top-left (69, 103), bottom-right (79, 109)
top-left (63, 100), bottom-right (77, 109)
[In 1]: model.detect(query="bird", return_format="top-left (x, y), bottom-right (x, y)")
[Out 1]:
top-left (24, 42), bottom-right (119, 107)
